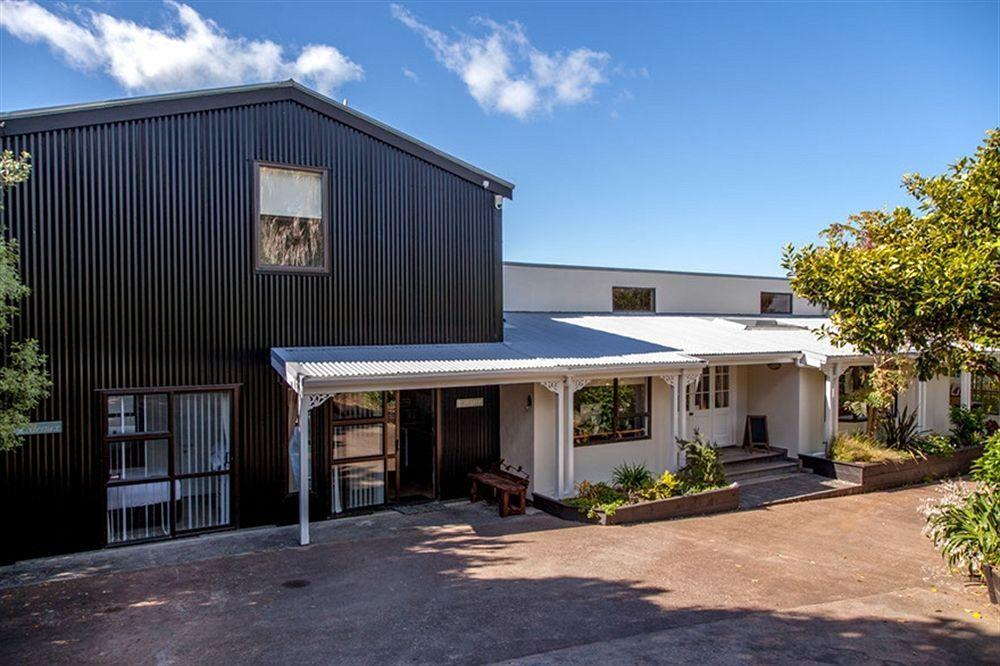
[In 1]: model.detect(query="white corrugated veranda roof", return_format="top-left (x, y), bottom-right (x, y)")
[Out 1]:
top-left (272, 313), bottom-right (863, 394)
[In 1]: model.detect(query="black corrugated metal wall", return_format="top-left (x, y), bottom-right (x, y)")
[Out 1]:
top-left (0, 99), bottom-right (503, 561)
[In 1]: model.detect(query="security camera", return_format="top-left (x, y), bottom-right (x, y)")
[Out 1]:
top-left (494, 194), bottom-right (503, 210)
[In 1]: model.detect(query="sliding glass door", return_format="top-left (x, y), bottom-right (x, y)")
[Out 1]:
top-left (103, 386), bottom-right (238, 545)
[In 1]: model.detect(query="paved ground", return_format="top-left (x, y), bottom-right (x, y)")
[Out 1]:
top-left (738, 472), bottom-right (859, 508)
top-left (1, 484), bottom-right (997, 665)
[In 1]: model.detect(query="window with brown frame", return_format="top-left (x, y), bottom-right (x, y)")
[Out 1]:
top-left (760, 291), bottom-right (792, 314)
top-left (329, 391), bottom-right (399, 513)
top-left (256, 163), bottom-right (329, 273)
top-left (103, 385), bottom-right (238, 545)
top-left (573, 378), bottom-right (651, 446)
top-left (612, 286), bottom-right (655, 312)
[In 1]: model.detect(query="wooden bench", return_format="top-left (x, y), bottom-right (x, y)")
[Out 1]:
top-left (468, 460), bottom-right (529, 517)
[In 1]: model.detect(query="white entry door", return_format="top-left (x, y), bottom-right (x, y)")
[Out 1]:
top-left (688, 366), bottom-right (733, 446)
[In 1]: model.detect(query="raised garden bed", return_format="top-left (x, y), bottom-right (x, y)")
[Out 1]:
top-left (533, 483), bottom-right (740, 526)
top-left (799, 446), bottom-right (984, 491)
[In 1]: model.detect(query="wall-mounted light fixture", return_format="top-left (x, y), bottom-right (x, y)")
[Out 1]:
top-left (525, 394), bottom-right (533, 411)
top-left (767, 363), bottom-right (782, 371)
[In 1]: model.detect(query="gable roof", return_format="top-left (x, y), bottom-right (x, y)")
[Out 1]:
top-left (0, 80), bottom-right (514, 199)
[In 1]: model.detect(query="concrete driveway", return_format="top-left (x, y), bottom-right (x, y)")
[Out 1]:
top-left (1, 483), bottom-right (997, 665)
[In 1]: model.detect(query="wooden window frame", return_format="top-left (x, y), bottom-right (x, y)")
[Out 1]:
top-left (329, 391), bottom-right (400, 513)
top-left (760, 291), bottom-right (793, 315)
top-left (253, 161), bottom-right (331, 275)
top-left (612, 286), bottom-right (656, 313)
top-left (99, 384), bottom-right (241, 547)
top-left (573, 378), bottom-right (652, 447)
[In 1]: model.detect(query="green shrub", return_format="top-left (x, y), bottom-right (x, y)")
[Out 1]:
top-left (949, 405), bottom-right (989, 449)
top-left (611, 461), bottom-right (654, 493)
top-left (879, 405), bottom-right (927, 453)
top-left (971, 431), bottom-right (1000, 486)
top-left (637, 470), bottom-right (680, 501)
top-left (565, 480), bottom-right (627, 518)
top-left (675, 432), bottom-right (728, 493)
top-left (921, 482), bottom-right (1000, 577)
top-left (915, 433), bottom-right (956, 457)
top-left (829, 433), bottom-right (910, 463)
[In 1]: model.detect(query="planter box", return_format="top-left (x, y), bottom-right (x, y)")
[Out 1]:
top-left (984, 563), bottom-right (999, 605)
top-left (799, 446), bottom-right (983, 491)
top-left (534, 483), bottom-right (740, 526)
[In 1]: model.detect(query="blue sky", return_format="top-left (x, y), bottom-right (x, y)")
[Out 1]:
top-left (1, 1), bottom-right (997, 276)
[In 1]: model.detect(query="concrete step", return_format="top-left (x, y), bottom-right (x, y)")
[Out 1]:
top-left (725, 460), bottom-right (800, 482)
top-left (717, 446), bottom-right (789, 465)
top-left (734, 470), bottom-right (811, 487)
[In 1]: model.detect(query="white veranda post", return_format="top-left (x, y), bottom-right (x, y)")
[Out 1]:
top-left (564, 378), bottom-right (589, 496)
top-left (960, 371), bottom-right (972, 409)
top-left (540, 381), bottom-right (566, 498)
top-left (823, 364), bottom-right (846, 446)
top-left (660, 371), bottom-right (690, 469)
top-left (297, 380), bottom-right (331, 547)
top-left (916, 380), bottom-right (928, 431)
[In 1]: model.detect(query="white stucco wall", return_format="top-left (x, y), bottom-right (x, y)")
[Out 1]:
top-left (529, 378), bottom-right (679, 497)
top-left (504, 263), bottom-right (824, 315)
top-left (799, 367), bottom-right (826, 454)
top-left (743, 363), bottom-right (801, 453)
top-left (532, 384), bottom-right (558, 497)
top-left (898, 375), bottom-right (952, 435)
top-left (499, 383), bottom-right (535, 491)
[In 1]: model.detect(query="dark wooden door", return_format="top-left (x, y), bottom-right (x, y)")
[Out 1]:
top-left (438, 386), bottom-right (500, 499)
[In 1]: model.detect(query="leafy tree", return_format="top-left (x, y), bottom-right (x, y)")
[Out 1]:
top-left (783, 130), bottom-right (1000, 401)
top-left (0, 148), bottom-right (51, 451)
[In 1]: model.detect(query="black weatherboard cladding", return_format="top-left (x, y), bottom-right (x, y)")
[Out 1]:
top-left (0, 92), bottom-right (504, 560)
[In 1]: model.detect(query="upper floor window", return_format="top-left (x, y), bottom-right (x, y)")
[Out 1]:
top-left (256, 164), bottom-right (329, 273)
top-left (760, 291), bottom-right (792, 314)
top-left (612, 286), bottom-right (655, 312)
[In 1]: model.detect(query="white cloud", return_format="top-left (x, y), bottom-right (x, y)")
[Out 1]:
top-left (0, 0), bottom-right (364, 96)
top-left (401, 66), bottom-right (420, 83)
top-left (390, 4), bottom-right (609, 120)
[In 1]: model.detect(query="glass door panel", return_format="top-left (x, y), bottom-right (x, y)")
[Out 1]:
top-left (104, 386), bottom-right (236, 545)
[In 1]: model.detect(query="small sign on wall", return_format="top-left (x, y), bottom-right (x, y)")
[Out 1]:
top-left (16, 421), bottom-right (63, 436)
top-left (455, 397), bottom-right (484, 409)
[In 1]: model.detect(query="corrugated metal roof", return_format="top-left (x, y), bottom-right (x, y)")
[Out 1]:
top-left (529, 313), bottom-right (855, 359)
top-left (272, 312), bottom-right (861, 389)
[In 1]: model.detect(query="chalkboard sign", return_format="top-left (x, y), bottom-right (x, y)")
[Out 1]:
top-left (743, 415), bottom-right (769, 450)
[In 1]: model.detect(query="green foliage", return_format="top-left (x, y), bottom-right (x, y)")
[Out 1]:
top-left (565, 480), bottom-right (627, 518)
top-left (637, 470), bottom-right (680, 502)
top-left (568, 446), bottom-right (727, 517)
top-left (917, 433), bottom-right (956, 458)
top-left (611, 461), bottom-right (654, 492)
top-left (0, 150), bottom-right (32, 211)
top-left (878, 405), bottom-right (927, 453)
top-left (783, 130), bottom-right (1000, 400)
top-left (949, 405), bottom-right (989, 450)
top-left (0, 148), bottom-right (51, 451)
top-left (675, 432), bottom-right (728, 493)
top-left (829, 433), bottom-right (909, 463)
top-left (971, 432), bottom-right (1000, 486)
top-left (921, 482), bottom-right (1000, 576)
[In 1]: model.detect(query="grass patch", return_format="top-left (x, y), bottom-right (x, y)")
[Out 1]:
top-left (829, 433), bottom-right (910, 463)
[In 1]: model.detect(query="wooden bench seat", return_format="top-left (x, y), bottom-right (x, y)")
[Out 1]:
top-left (468, 461), bottom-right (529, 517)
